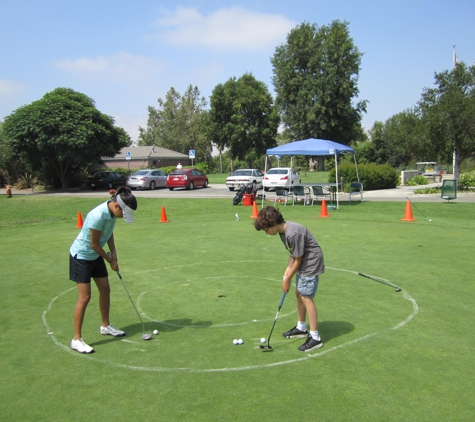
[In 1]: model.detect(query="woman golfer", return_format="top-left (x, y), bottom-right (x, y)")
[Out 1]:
top-left (69, 186), bottom-right (137, 354)
top-left (254, 206), bottom-right (324, 352)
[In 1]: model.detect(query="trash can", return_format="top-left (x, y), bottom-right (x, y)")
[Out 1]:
top-left (441, 180), bottom-right (457, 202)
top-left (242, 194), bottom-right (252, 206)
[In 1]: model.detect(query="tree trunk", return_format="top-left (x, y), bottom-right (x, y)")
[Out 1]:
top-left (219, 148), bottom-right (223, 173)
top-left (317, 156), bottom-right (325, 171)
top-left (453, 145), bottom-right (462, 189)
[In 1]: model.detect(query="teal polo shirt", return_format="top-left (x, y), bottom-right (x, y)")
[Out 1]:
top-left (70, 201), bottom-right (117, 260)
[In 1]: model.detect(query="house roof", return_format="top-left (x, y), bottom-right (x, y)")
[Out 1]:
top-left (102, 146), bottom-right (189, 161)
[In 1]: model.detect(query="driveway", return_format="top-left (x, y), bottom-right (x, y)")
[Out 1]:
top-left (2, 183), bottom-right (475, 202)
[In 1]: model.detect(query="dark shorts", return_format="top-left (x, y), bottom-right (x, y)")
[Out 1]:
top-left (69, 254), bottom-right (108, 283)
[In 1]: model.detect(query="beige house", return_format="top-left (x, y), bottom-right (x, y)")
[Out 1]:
top-left (100, 146), bottom-right (191, 171)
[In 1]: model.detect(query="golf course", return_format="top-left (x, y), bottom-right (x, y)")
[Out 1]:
top-left (1, 193), bottom-right (474, 421)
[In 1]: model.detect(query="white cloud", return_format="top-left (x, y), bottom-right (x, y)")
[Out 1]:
top-left (0, 79), bottom-right (28, 97)
top-left (153, 6), bottom-right (295, 52)
top-left (53, 51), bottom-right (165, 83)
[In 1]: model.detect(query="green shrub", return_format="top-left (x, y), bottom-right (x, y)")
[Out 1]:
top-left (15, 173), bottom-right (39, 189)
top-left (407, 175), bottom-right (428, 186)
top-left (329, 163), bottom-right (399, 191)
top-left (459, 171), bottom-right (475, 190)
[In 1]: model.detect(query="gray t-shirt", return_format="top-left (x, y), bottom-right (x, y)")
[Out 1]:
top-left (279, 221), bottom-right (325, 277)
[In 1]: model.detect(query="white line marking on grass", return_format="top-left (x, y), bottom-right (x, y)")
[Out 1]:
top-left (392, 291), bottom-right (418, 330)
top-left (43, 265), bottom-right (419, 373)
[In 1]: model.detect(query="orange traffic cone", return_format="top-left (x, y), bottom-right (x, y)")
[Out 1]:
top-left (159, 206), bottom-right (169, 223)
top-left (401, 201), bottom-right (416, 222)
top-left (318, 200), bottom-right (330, 218)
top-left (75, 212), bottom-right (83, 228)
top-left (250, 200), bottom-right (259, 219)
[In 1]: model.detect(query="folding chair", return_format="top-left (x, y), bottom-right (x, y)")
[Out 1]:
top-left (292, 185), bottom-right (310, 206)
top-left (348, 182), bottom-right (363, 202)
top-left (311, 186), bottom-right (331, 206)
top-left (273, 187), bottom-right (291, 206)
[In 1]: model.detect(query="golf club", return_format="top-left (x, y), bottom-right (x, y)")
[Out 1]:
top-left (406, 196), bottom-right (432, 221)
top-left (260, 291), bottom-right (286, 351)
top-left (116, 271), bottom-right (152, 340)
top-left (357, 272), bottom-right (402, 292)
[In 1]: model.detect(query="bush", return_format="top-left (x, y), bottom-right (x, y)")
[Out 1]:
top-left (15, 173), bottom-right (39, 189)
top-left (459, 171), bottom-right (475, 190)
top-left (329, 163), bottom-right (399, 191)
top-left (407, 175), bottom-right (428, 186)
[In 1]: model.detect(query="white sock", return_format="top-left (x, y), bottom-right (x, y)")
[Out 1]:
top-left (310, 330), bottom-right (320, 341)
top-left (297, 321), bottom-right (307, 331)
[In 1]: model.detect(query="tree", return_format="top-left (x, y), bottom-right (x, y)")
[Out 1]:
top-left (138, 85), bottom-right (212, 163)
top-left (2, 88), bottom-right (130, 188)
top-left (208, 73), bottom-right (280, 169)
top-left (416, 62), bottom-right (475, 183)
top-left (368, 113), bottom-right (417, 169)
top-left (271, 21), bottom-right (367, 169)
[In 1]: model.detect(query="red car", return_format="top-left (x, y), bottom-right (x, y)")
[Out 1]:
top-left (166, 169), bottom-right (209, 190)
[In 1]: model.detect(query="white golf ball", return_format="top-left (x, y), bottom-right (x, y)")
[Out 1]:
top-left (233, 339), bottom-right (238, 345)
top-left (238, 339), bottom-right (243, 344)
top-left (260, 338), bottom-right (266, 343)
top-left (153, 330), bottom-right (158, 335)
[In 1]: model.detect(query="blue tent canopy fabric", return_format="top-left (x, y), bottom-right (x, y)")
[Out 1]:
top-left (264, 138), bottom-right (358, 209)
top-left (266, 138), bottom-right (354, 156)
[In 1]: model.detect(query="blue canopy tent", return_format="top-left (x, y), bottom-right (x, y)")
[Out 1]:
top-left (265, 138), bottom-right (359, 209)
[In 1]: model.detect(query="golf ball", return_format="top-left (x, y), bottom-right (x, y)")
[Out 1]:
top-left (153, 330), bottom-right (158, 335)
top-left (233, 339), bottom-right (238, 345)
top-left (238, 339), bottom-right (243, 344)
top-left (260, 338), bottom-right (266, 343)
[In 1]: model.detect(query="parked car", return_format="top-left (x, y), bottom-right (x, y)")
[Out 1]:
top-left (166, 169), bottom-right (209, 190)
top-left (85, 171), bottom-right (127, 190)
top-left (226, 169), bottom-right (264, 191)
top-left (263, 167), bottom-right (301, 191)
top-left (126, 169), bottom-right (167, 190)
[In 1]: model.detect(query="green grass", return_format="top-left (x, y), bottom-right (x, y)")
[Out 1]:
top-left (1, 196), bottom-right (475, 421)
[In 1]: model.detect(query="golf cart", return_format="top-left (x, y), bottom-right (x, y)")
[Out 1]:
top-left (416, 162), bottom-right (442, 183)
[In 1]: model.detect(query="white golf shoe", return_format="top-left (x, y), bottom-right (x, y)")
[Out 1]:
top-left (71, 338), bottom-right (94, 354)
top-left (100, 325), bottom-right (126, 337)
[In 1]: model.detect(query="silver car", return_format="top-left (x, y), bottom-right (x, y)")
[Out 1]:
top-left (226, 169), bottom-right (264, 191)
top-left (126, 169), bottom-right (168, 190)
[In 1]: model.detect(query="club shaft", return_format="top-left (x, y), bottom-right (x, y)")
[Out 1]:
top-left (117, 271), bottom-right (146, 331)
top-left (406, 196), bottom-right (428, 219)
top-left (357, 272), bottom-right (401, 291)
top-left (266, 292), bottom-right (286, 343)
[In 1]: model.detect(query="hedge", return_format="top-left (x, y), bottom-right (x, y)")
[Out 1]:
top-left (329, 163), bottom-right (399, 191)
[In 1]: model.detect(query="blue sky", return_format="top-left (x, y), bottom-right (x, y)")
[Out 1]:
top-left (1, 0), bottom-right (474, 143)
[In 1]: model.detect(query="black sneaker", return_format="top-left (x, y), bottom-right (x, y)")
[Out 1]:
top-left (282, 326), bottom-right (309, 338)
top-left (298, 336), bottom-right (324, 352)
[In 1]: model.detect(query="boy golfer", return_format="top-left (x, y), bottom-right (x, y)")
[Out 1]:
top-left (254, 206), bottom-right (324, 352)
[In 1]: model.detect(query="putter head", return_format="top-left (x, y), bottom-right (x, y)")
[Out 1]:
top-left (395, 288), bottom-right (402, 292)
top-left (142, 333), bottom-right (152, 340)
top-left (260, 345), bottom-right (273, 352)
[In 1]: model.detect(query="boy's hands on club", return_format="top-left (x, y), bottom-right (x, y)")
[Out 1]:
top-left (282, 276), bottom-right (291, 293)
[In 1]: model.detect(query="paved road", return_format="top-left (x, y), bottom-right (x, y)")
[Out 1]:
top-left (2, 183), bottom-right (475, 202)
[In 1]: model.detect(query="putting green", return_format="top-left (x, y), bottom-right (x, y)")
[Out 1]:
top-left (43, 261), bottom-right (418, 372)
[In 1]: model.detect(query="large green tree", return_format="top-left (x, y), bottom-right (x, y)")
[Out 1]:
top-left (208, 73), bottom-right (280, 169)
top-left (416, 62), bottom-right (475, 183)
top-left (271, 20), bottom-right (367, 168)
top-left (2, 88), bottom-right (130, 188)
top-left (138, 85), bottom-right (211, 163)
